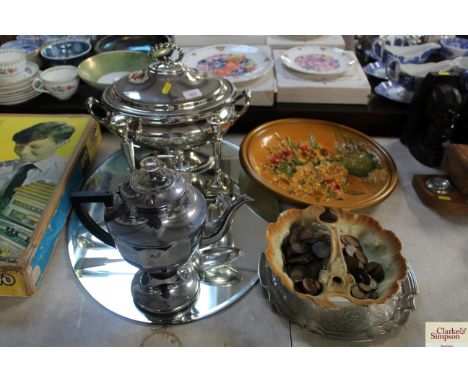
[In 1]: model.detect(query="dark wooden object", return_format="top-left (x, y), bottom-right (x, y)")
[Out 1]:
top-left (412, 175), bottom-right (468, 214)
top-left (441, 144), bottom-right (468, 194)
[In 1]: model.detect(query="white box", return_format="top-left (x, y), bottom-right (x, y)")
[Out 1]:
top-left (267, 35), bottom-right (346, 50)
top-left (175, 35), bottom-right (266, 46)
top-left (182, 45), bottom-right (276, 106)
top-left (274, 50), bottom-right (371, 105)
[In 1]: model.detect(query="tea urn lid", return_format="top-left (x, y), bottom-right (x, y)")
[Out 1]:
top-left (101, 43), bottom-right (236, 121)
top-left (119, 156), bottom-right (186, 209)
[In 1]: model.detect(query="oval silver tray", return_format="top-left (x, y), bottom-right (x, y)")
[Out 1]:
top-left (258, 253), bottom-right (419, 342)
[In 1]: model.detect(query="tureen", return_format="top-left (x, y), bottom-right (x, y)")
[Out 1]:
top-left (87, 42), bottom-right (251, 155)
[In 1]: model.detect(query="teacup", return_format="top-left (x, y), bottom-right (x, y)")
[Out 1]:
top-left (32, 65), bottom-right (79, 100)
top-left (0, 48), bottom-right (27, 81)
top-left (372, 41), bottom-right (440, 64)
top-left (440, 37), bottom-right (468, 59)
top-left (386, 59), bottom-right (453, 92)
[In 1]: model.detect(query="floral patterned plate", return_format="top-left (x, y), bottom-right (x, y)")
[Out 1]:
top-left (240, 118), bottom-right (398, 210)
top-left (182, 44), bottom-right (273, 84)
top-left (281, 46), bottom-right (354, 77)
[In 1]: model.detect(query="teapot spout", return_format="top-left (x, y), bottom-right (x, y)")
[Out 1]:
top-left (201, 194), bottom-right (253, 246)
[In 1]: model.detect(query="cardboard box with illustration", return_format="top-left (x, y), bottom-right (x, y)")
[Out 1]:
top-left (0, 114), bottom-right (101, 296)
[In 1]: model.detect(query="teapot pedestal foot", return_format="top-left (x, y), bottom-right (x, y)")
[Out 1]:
top-left (131, 265), bottom-right (200, 316)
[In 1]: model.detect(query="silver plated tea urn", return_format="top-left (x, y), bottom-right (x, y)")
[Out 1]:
top-left (87, 42), bottom-right (251, 172)
top-left (71, 156), bottom-right (250, 315)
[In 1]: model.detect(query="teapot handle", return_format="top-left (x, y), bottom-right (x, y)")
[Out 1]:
top-left (70, 191), bottom-right (116, 247)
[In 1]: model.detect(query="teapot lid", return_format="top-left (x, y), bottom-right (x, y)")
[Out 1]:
top-left (101, 43), bottom-right (236, 121)
top-left (120, 156), bottom-right (185, 209)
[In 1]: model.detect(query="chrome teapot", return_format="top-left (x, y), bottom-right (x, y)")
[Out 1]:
top-left (70, 156), bottom-right (250, 315)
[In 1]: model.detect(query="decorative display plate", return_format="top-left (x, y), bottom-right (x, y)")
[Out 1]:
top-left (182, 44), bottom-right (273, 84)
top-left (240, 118), bottom-right (398, 210)
top-left (281, 46), bottom-right (354, 77)
top-left (259, 253), bottom-right (418, 342)
top-left (374, 80), bottom-right (413, 104)
top-left (67, 141), bottom-right (268, 324)
top-left (0, 61), bottom-right (38, 87)
top-left (363, 61), bottom-right (388, 80)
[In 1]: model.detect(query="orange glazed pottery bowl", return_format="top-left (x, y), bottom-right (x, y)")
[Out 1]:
top-left (240, 118), bottom-right (398, 210)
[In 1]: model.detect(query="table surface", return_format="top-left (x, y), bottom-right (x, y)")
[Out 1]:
top-left (0, 131), bottom-right (467, 347)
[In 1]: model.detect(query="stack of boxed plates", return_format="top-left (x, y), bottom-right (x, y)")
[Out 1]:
top-left (0, 49), bottom-right (41, 106)
top-left (275, 46), bottom-right (371, 104)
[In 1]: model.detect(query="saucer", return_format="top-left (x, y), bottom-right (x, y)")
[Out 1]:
top-left (374, 80), bottom-right (413, 104)
top-left (0, 61), bottom-right (39, 86)
top-left (363, 61), bottom-right (388, 80)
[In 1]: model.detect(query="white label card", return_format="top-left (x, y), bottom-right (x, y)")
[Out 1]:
top-left (183, 89), bottom-right (203, 99)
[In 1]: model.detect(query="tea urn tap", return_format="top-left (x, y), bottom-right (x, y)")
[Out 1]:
top-left (70, 156), bottom-right (251, 315)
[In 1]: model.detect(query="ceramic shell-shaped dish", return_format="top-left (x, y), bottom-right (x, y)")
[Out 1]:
top-left (265, 206), bottom-right (407, 309)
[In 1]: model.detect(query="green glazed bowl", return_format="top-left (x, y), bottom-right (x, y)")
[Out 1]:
top-left (77, 51), bottom-right (152, 90)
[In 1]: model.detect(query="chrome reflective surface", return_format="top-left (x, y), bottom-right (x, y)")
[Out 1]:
top-left (425, 176), bottom-right (453, 195)
top-left (259, 253), bottom-right (419, 342)
top-left (68, 141), bottom-right (267, 324)
top-left (87, 43), bottom-right (251, 152)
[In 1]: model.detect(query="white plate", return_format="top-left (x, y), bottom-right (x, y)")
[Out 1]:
top-left (0, 89), bottom-right (40, 102)
top-left (0, 61), bottom-right (39, 87)
top-left (0, 91), bottom-right (40, 105)
top-left (374, 80), bottom-right (413, 104)
top-left (281, 46), bottom-right (354, 77)
top-left (182, 44), bottom-right (273, 84)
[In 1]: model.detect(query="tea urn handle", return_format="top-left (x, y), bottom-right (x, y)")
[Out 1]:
top-left (86, 97), bottom-right (108, 126)
top-left (70, 191), bottom-right (116, 247)
top-left (231, 89), bottom-right (251, 120)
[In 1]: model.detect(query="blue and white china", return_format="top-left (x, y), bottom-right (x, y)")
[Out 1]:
top-left (1, 40), bottom-right (40, 53)
top-left (41, 35), bottom-right (66, 44)
top-left (440, 37), bottom-right (468, 58)
top-left (41, 39), bottom-right (92, 66)
top-left (363, 61), bottom-right (388, 80)
top-left (374, 80), bottom-right (413, 104)
top-left (386, 59), bottom-right (453, 92)
top-left (452, 57), bottom-right (468, 73)
top-left (378, 35), bottom-right (422, 47)
top-left (372, 41), bottom-right (440, 64)
top-left (16, 35), bottom-right (43, 45)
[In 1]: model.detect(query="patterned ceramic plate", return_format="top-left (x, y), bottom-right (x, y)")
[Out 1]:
top-left (240, 118), bottom-right (398, 210)
top-left (281, 46), bottom-right (354, 77)
top-left (0, 61), bottom-right (39, 88)
top-left (182, 44), bottom-right (273, 84)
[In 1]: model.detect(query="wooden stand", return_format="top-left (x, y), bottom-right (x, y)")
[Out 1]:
top-left (412, 174), bottom-right (468, 214)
